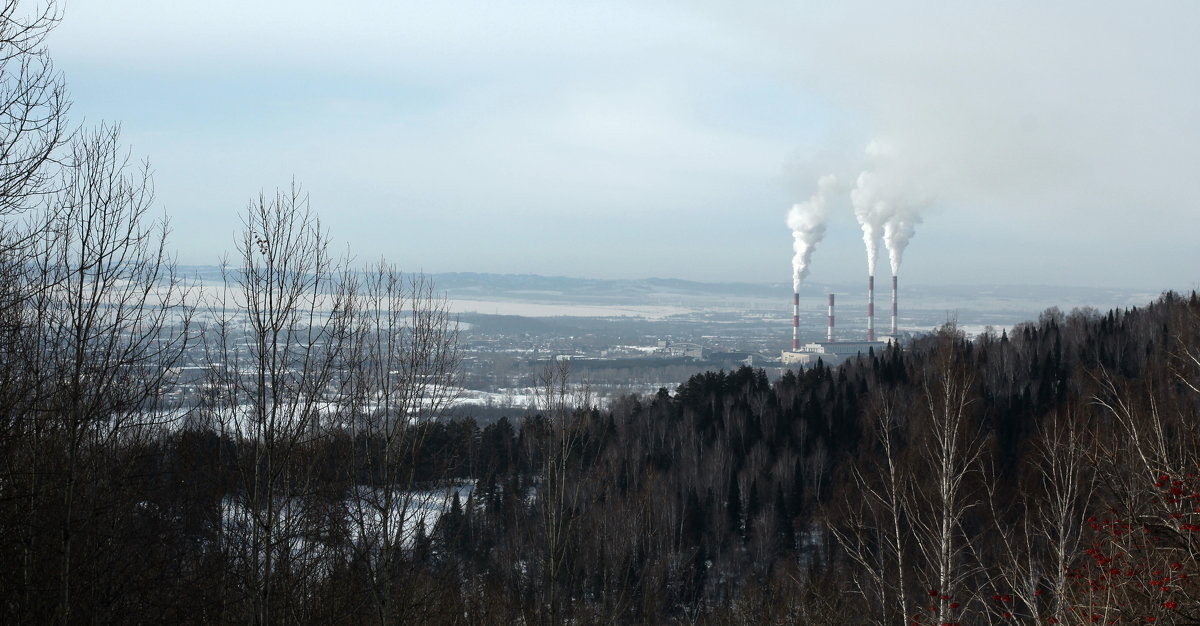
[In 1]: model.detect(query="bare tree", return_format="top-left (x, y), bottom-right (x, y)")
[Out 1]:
top-left (829, 388), bottom-right (913, 626)
top-left (0, 0), bottom-right (66, 222)
top-left (202, 185), bottom-right (352, 624)
top-left (1078, 358), bottom-right (1200, 622)
top-left (531, 358), bottom-right (591, 623)
top-left (0, 0), bottom-right (69, 450)
top-left (340, 262), bottom-right (460, 624)
top-left (984, 405), bottom-right (1096, 624)
top-left (0, 124), bottom-right (191, 621)
top-left (910, 328), bottom-right (986, 624)
top-left (0, 0), bottom-right (68, 340)
top-left (829, 330), bottom-right (984, 626)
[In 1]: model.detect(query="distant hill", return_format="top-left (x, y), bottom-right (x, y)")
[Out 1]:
top-left (178, 265), bottom-right (1163, 319)
top-left (429, 272), bottom-right (787, 302)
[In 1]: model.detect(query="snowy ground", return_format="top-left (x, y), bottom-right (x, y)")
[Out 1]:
top-left (448, 298), bottom-right (690, 319)
top-left (219, 479), bottom-right (476, 560)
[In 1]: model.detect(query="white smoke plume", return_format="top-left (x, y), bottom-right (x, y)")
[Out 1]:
top-left (851, 140), bottom-right (927, 276)
top-left (788, 174), bottom-right (837, 293)
top-left (883, 210), bottom-right (921, 275)
top-left (849, 169), bottom-right (887, 277)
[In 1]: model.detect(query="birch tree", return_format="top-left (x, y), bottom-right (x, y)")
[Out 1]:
top-left (910, 327), bottom-right (986, 624)
top-left (829, 389), bottom-right (913, 626)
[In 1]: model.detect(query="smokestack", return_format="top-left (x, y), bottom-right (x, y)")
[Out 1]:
top-left (867, 275), bottom-right (875, 342)
top-left (827, 293), bottom-right (835, 342)
top-left (792, 292), bottom-right (800, 351)
top-left (891, 275), bottom-right (898, 336)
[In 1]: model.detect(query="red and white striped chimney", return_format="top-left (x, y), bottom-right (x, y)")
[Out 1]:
top-left (867, 275), bottom-right (875, 342)
top-left (792, 292), bottom-right (800, 351)
top-left (827, 293), bottom-right (835, 342)
top-left (891, 275), bottom-right (898, 336)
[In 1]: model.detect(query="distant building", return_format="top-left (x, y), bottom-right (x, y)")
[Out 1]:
top-left (710, 351), bottom-right (757, 366)
top-left (667, 342), bottom-right (707, 360)
top-left (781, 338), bottom-right (893, 366)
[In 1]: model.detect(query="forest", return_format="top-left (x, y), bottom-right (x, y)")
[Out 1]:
top-left (4, 3), bottom-right (1200, 624)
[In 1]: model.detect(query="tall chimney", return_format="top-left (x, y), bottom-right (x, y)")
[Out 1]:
top-left (867, 275), bottom-right (875, 342)
top-left (792, 292), bottom-right (800, 351)
top-left (827, 293), bottom-right (835, 342)
top-left (891, 275), bottom-right (898, 336)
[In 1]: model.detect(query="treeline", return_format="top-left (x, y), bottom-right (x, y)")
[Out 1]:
top-left (8, 258), bottom-right (1200, 624)
top-left (425, 294), bottom-right (1200, 625)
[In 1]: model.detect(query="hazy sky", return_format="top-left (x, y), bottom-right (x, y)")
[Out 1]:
top-left (49, 1), bottom-right (1200, 290)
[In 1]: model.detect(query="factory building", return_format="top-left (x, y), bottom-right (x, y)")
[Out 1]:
top-left (781, 290), bottom-right (894, 366)
top-left (780, 338), bottom-right (893, 366)
top-left (656, 341), bottom-right (707, 360)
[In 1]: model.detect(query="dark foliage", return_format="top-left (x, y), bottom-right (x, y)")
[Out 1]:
top-left (6, 290), bottom-right (1199, 623)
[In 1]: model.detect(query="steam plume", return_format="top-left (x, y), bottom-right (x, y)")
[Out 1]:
top-left (883, 211), bottom-right (921, 275)
top-left (849, 170), bottom-right (887, 276)
top-left (851, 140), bottom-right (927, 277)
top-left (787, 174), bottom-right (837, 293)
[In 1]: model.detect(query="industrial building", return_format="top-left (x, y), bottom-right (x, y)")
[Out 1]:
top-left (780, 338), bottom-right (893, 366)
top-left (781, 286), bottom-right (895, 366)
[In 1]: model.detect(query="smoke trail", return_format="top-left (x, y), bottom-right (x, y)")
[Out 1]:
top-left (883, 211), bottom-right (921, 275)
top-left (787, 174), bottom-right (837, 293)
top-left (850, 169), bottom-right (887, 277)
top-left (852, 140), bottom-right (928, 277)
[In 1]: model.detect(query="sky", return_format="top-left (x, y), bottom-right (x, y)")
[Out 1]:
top-left (47, 1), bottom-right (1200, 291)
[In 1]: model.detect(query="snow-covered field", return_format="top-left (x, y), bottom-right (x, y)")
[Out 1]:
top-left (219, 479), bottom-right (476, 561)
top-left (342, 481), bottom-right (476, 549)
top-left (448, 298), bottom-right (690, 319)
top-left (451, 383), bottom-right (666, 411)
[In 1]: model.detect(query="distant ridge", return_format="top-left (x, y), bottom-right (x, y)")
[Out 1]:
top-left (430, 272), bottom-right (786, 301)
top-left (177, 265), bottom-right (1159, 313)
